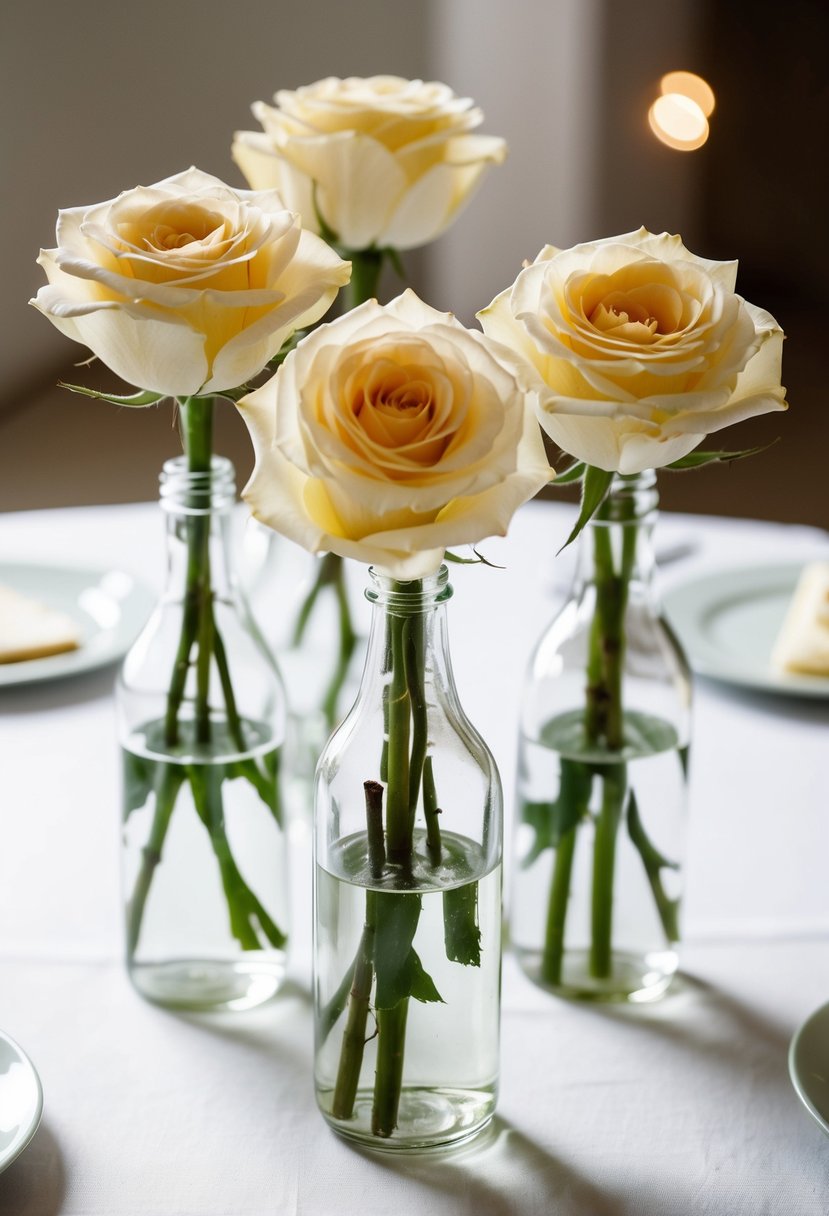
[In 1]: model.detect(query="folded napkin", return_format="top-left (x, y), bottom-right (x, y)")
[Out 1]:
top-left (0, 584), bottom-right (80, 663)
top-left (772, 560), bottom-right (829, 676)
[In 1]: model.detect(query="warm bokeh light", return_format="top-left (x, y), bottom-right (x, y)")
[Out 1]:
top-left (648, 93), bottom-right (710, 151)
top-left (660, 70), bottom-right (716, 117)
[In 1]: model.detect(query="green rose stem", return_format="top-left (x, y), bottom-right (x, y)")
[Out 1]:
top-left (372, 999), bottom-right (409, 1137)
top-left (328, 583), bottom-right (426, 1136)
top-left (328, 577), bottom-right (483, 1134)
top-left (540, 818), bottom-right (576, 984)
top-left (370, 585), bottom-right (419, 1137)
top-left (126, 766), bottom-right (184, 956)
top-left (385, 605), bottom-right (413, 861)
top-left (327, 575), bottom-right (482, 1135)
top-left (164, 396), bottom-right (213, 746)
top-left (540, 483), bottom-right (637, 986)
top-left (127, 396), bottom-right (214, 956)
top-left (290, 247), bottom-right (386, 730)
top-left (340, 248), bottom-right (384, 313)
top-left (126, 396), bottom-right (286, 959)
top-left (331, 891), bottom-right (377, 1118)
top-left (588, 513), bottom-right (636, 979)
top-left (331, 782), bottom-right (384, 1119)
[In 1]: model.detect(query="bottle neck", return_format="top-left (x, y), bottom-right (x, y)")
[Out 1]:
top-left (575, 470), bottom-right (659, 591)
top-left (362, 566), bottom-right (455, 696)
top-left (159, 455), bottom-right (237, 599)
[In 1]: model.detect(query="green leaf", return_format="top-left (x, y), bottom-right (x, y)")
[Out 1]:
top-left (373, 892), bottom-right (421, 1009)
top-left (626, 789), bottom-right (680, 942)
top-left (122, 751), bottom-right (155, 818)
top-left (408, 950), bottom-right (444, 1003)
top-left (263, 747), bottom-right (278, 780)
top-left (58, 382), bottom-right (165, 407)
top-left (665, 441), bottom-right (777, 471)
top-left (520, 755), bottom-right (593, 867)
top-left (521, 802), bottom-right (555, 867)
top-left (443, 883), bottom-right (481, 966)
top-left (627, 790), bottom-right (678, 873)
top-left (187, 761), bottom-right (287, 950)
top-left (553, 460), bottom-right (586, 485)
top-left (559, 465), bottom-right (614, 552)
top-left (373, 892), bottom-right (444, 1008)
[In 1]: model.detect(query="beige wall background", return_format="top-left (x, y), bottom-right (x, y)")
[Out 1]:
top-left (2, 0), bottom-right (826, 527)
top-left (1, 0), bottom-right (430, 403)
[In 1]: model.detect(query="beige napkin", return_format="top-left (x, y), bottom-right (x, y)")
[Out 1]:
top-left (772, 561), bottom-right (829, 676)
top-left (0, 584), bottom-right (81, 663)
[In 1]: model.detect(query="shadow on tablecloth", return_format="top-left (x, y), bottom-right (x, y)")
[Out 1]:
top-left (0, 1121), bottom-right (65, 1216)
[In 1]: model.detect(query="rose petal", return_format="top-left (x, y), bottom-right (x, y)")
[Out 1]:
top-left (32, 167), bottom-right (350, 399)
top-left (479, 230), bottom-right (786, 473)
top-left (31, 284), bottom-right (209, 396)
top-left (278, 131), bottom-right (406, 248)
top-left (239, 287), bottom-right (551, 571)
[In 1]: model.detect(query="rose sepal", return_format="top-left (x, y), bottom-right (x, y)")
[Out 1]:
top-left (559, 465), bottom-right (614, 553)
top-left (443, 547), bottom-right (505, 570)
top-left (665, 441), bottom-right (778, 471)
top-left (56, 382), bottom-right (165, 408)
top-left (552, 461), bottom-right (587, 486)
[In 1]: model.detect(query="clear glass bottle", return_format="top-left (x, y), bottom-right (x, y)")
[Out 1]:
top-left (314, 567), bottom-right (502, 1149)
top-left (510, 471), bottom-right (691, 1003)
top-left (245, 536), bottom-right (365, 810)
top-left (118, 455), bottom-right (289, 1011)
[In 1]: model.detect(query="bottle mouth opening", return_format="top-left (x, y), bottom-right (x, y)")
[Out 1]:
top-left (593, 471), bottom-right (659, 525)
top-left (159, 455), bottom-right (235, 514)
top-left (365, 564), bottom-right (453, 610)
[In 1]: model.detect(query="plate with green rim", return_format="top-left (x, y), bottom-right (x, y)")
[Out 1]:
top-left (789, 1000), bottom-right (829, 1136)
top-left (0, 1030), bottom-right (43, 1172)
top-left (0, 561), bottom-right (154, 689)
top-left (662, 562), bottom-right (829, 699)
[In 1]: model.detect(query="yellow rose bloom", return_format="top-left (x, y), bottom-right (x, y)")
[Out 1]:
top-left (31, 167), bottom-right (350, 398)
top-left (479, 228), bottom-right (787, 473)
top-left (239, 290), bottom-right (551, 578)
top-left (233, 76), bottom-right (506, 252)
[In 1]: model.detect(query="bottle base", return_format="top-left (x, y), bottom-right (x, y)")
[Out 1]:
top-left (318, 1086), bottom-right (496, 1152)
top-left (128, 955), bottom-right (287, 1011)
top-left (516, 946), bottom-right (678, 1004)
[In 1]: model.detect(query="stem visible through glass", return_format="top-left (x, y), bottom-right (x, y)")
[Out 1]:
top-left (126, 396), bottom-right (286, 961)
top-left (541, 482), bottom-right (638, 984)
top-left (325, 574), bottom-right (483, 1138)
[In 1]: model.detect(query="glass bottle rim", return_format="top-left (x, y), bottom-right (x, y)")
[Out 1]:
top-left (592, 470), bottom-right (658, 526)
top-left (159, 455), bottom-right (235, 515)
top-left (365, 563), bottom-right (453, 610)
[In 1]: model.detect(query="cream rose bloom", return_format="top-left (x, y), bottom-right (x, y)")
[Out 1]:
top-left (479, 228), bottom-right (787, 474)
top-left (232, 76), bottom-right (507, 252)
top-left (239, 290), bottom-right (551, 578)
top-left (31, 167), bottom-right (351, 398)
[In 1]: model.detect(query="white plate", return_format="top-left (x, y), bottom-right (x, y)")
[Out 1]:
top-left (790, 1001), bottom-right (829, 1136)
top-left (0, 561), bottom-right (154, 688)
top-left (0, 1030), bottom-right (43, 1172)
top-left (662, 563), bottom-right (829, 699)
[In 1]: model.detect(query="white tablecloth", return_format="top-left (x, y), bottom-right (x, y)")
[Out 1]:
top-left (1, 499), bottom-right (828, 1215)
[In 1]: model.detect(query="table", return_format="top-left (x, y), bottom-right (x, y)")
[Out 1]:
top-left (1, 498), bottom-right (828, 1215)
